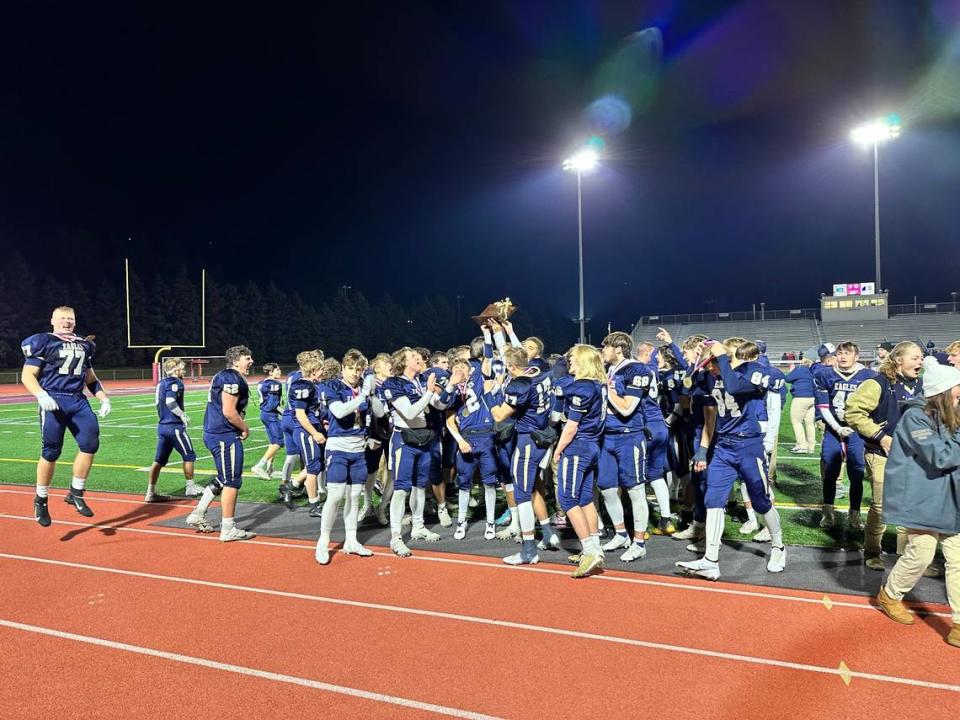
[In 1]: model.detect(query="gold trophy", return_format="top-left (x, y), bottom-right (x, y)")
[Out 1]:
top-left (472, 297), bottom-right (517, 326)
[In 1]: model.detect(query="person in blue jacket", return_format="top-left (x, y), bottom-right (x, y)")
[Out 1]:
top-left (785, 359), bottom-right (817, 453)
top-left (875, 356), bottom-right (960, 648)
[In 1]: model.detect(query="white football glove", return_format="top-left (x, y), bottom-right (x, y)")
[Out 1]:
top-left (181, 414), bottom-right (191, 427)
top-left (360, 373), bottom-right (376, 399)
top-left (763, 439), bottom-right (774, 456)
top-left (37, 391), bottom-right (59, 412)
top-left (838, 426), bottom-right (855, 439)
top-left (98, 398), bottom-right (112, 419)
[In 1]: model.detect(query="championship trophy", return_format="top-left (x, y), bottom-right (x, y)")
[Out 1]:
top-left (472, 297), bottom-right (517, 326)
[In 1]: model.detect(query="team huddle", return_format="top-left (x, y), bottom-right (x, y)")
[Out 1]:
top-left (25, 304), bottom-right (953, 581)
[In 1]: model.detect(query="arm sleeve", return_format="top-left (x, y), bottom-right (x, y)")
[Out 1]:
top-left (392, 393), bottom-right (434, 420)
top-left (820, 406), bottom-right (843, 434)
top-left (369, 395), bottom-right (387, 418)
top-left (764, 393), bottom-right (781, 449)
top-left (844, 379), bottom-right (886, 440)
top-left (165, 396), bottom-right (187, 421)
top-left (507, 328), bottom-right (522, 349)
top-left (328, 396), bottom-right (365, 419)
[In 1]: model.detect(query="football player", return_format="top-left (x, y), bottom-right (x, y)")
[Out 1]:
top-left (290, 355), bottom-right (327, 517)
top-left (633, 341), bottom-right (675, 534)
top-left (145, 357), bottom-right (203, 502)
top-left (251, 363), bottom-right (284, 480)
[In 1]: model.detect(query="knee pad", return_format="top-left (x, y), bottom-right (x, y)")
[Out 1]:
top-left (209, 480), bottom-right (224, 496)
top-left (41, 445), bottom-right (63, 462)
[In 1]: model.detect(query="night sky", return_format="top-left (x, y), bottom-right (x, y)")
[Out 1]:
top-left (2, 1), bottom-right (959, 336)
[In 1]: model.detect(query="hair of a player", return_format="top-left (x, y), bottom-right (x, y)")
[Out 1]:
top-left (314, 348), bottom-right (326, 361)
top-left (523, 336), bottom-right (544, 358)
top-left (52, 305), bottom-right (75, 315)
top-left (836, 341), bottom-right (860, 355)
top-left (681, 334), bottom-right (708, 351)
top-left (450, 358), bottom-right (471, 377)
top-left (734, 341), bottom-right (760, 361)
top-left (570, 344), bottom-right (607, 383)
top-left (301, 357), bottom-right (324, 378)
top-left (547, 353), bottom-right (563, 366)
top-left (296, 350), bottom-right (317, 370)
top-left (163, 357), bottom-right (185, 375)
top-left (262, 362), bottom-right (279, 375)
top-left (470, 336), bottom-right (485, 359)
top-left (391, 347), bottom-right (414, 376)
top-left (371, 352), bottom-right (392, 373)
top-left (447, 345), bottom-right (470, 364)
top-left (225, 345), bottom-right (252, 368)
top-left (946, 340), bottom-right (960, 355)
top-left (801, 358), bottom-right (813, 368)
top-left (925, 387), bottom-right (960, 434)
top-left (602, 331), bottom-right (633, 358)
top-left (429, 351), bottom-right (447, 367)
top-left (722, 337), bottom-right (748, 356)
top-left (878, 341), bottom-right (923, 382)
top-left (658, 344), bottom-right (680, 370)
top-left (321, 358), bottom-right (342, 380)
top-left (502, 347), bottom-right (528, 372)
top-left (414, 346), bottom-right (430, 363)
top-left (342, 349), bottom-right (368, 370)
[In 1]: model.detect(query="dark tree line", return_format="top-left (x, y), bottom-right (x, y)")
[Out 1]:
top-left (0, 253), bottom-right (577, 369)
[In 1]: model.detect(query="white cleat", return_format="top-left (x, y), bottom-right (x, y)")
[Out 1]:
top-left (401, 513), bottom-right (412, 527)
top-left (767, 545), bottom-right (786, 573)
top-left (483, 523), bottom-right (496, 541)
top-left (503, 551), bottom-right (540, 566)
top-left (753, 527), bottom-right (772, 543)
top-left (739, 519), bottom-right (760, 535)
top-left (183, 484), bottom-right (204, 498)
top-left (686, 539), bottom-right (706, 554)
top-left (250, 465), bottom-right (271, 480)
top-left (672, 524), bottom-right (704, 541)
top-left (410, 525), bottom-right (441, 542)
top-left (453, 522), bottom-right (468, 540)
top-left (315, 543), bottom-right (331, 565)
top-left (676, 557), bottom-right (721, 581)
top-left (495, 525), bottom-right (519, 541)
top-left (537, 533), bottom-right (561, 551)
top-left (219, 525), bottom-right (256, 542)
top-left (437, 504), bottom-right (453, 528)
top-left (390, 537), bottom-right (412, 557)
top-left (185, 512), bottom-right (215, 533)
top-left (620, 542), bottom-right (647, 562)
top-left (602, 533), bottom-right (631, 552)
top-left (342, 540), bottom-right (373, 557)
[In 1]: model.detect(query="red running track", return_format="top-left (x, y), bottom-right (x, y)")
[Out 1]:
top-left (0, 487), bottom-right (958, 719)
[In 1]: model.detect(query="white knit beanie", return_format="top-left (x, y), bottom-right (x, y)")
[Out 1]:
top-left (921, 355), bottom-right (960, 398)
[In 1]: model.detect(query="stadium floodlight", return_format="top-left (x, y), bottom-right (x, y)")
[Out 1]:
top-left (849, 114), bottom-right (901, 292)
top-left (563, 147), bottom-right (601, 344)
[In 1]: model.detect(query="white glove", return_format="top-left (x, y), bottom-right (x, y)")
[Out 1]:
top-left (181, 414), bottom-right (191, 427)
top-left (838, 426), bottom-right (854, 439)
top-left (763, 439), bottom-right (774, 456)
top-left (37, 391), bottom-right (59, 412)
top-left (98, 398), bottom-right (112, 419)
top-left (360, 374), bottom-right (376, 399)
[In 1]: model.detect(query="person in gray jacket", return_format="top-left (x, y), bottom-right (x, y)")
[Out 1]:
top-left (875, 356), bottom-right (960, 647)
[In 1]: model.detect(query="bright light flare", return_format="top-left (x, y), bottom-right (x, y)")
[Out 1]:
top-left (562, 149), bottom-right (599, 172)
top-left (850, 116), bottom-right (901, 146)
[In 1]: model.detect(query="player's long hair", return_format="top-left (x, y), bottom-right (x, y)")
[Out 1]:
top-left (569, 344), bottom-right (606, 384)
top-left (391, 347), bottom-right (413, 376)
top-left (163, 357), bottom-right (185, 375)
top-left (321, 358), bottom-right (342, 380)
top-left (925, 389), bottom-right (960, 434)
top-left (879, 342), bottom-right (922, 382)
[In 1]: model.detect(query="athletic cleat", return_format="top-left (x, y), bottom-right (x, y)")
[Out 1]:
top-left (673, 524), bottom-right (704, 541)
top-left (468, 496), bottom-right (479, 508)
top-left (315, 543), bottom-right (331, 565)
top-left (686, 539), bottom-right (706, 554)
top-left (144, 493), bottom-right (171, 503)
top-left (453, 522), bottom-right (467, 540)
top-left (567, 553), bottom-right (581, 564)
top-left (495, 508), bottom-right (512, 526)
top-left (767, 545), bottom-right (786, 573)
top-left (390, 537), bottom-right (412, 557)
top-left (342, 540), bottom-right (373, 557)
top-left (483, 523), bottom-right (496, 541)
top-left (620, 542), bottom-right (647, 562)
top-left (739, 519), bottom-right (760, 535)
top-left (437, 504), bottom-right (453, 528)
top-left (186, 512), bottom-right (215, 533)
top-left (308, 502), bottom-right (324, 518)
top-left (219, 525), bottom-right (256, 542)
top-left (676, 557), bottom-right (720, 581)
top-left (279, 483), bottom-right (294, 508)
top-left (410, 526), bottom-right (441, 542)
top-left (401, 513), bottom-right (412, 527)
top-left (865, 555), bottom-right (885, 571)
top-left (184, 484), bottom-right (204, 498)
top-left (34, 496), bottom-right (51, 527)
top-left (503, 551), bottom-right (540, 566)
top-left (290, 483), bottom-right (308, 499)
top-left (651, 518), bottom-right (676, 536)
top-left (550, 512), bottom-right (568, 529)
top-left (495, 525), bottom-right (519, 541)
top-left (602, 533), bottom-right (631, 552)
top-left (753, 527), bottom-right (772, 543)
top-left (65, 489), bottom-right (94, 517)
top-left (537, 533), bottom-right (561, 551)
top-left (847, 510), bottom-right (863, 530)
top-left (571, 553), bottom-right (603, 578)
top-left (250, 465), bottom-right (271, 480)
top-left (819, 505), bottom-right (835, 529)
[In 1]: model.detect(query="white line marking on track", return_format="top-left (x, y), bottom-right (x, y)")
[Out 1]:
top-left (0, 552), bottom-right (957, 693)
top-left (0, 618), bottom-right (503, 720)
top-left (0, 511), bottom-right (949, 618)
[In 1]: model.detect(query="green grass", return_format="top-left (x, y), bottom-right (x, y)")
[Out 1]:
top-left (0, 391), bottom-right (898, 549)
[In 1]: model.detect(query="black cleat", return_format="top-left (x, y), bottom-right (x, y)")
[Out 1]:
top-left (280, 483), bottom-right (294, 508)
top-left (34, 496), bottom-right (51, 527)
top-left (65, 489), bottom-right (94, 517)
top-left (308, 501), bottom-right (324, 518)
top-left (144, 493), bottom-right (171, 503)
top-left (290, 483), bottom-right (307, 499)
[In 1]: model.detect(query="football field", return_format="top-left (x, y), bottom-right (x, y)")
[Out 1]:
top-left (0, 388), bottom-right (888, 548)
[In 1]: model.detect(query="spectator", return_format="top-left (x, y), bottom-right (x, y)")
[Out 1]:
top-left (875, 356), bottom-right (960, 648)
top-left (947, 341), bottom-right (960, 369)
top-left (785, 359), bottom-right (816, 453)
top-left (872, 342), bottom-right (894, 371)
top-left (845, 341), bottom-right (924, 570)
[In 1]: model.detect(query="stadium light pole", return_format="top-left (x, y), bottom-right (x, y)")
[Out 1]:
top-left (850, 115), bottom-right (901, 293)
top-left (563, 148), bottom-right (599, 344)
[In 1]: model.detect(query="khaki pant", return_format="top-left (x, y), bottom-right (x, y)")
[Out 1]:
top-left (864, 453), bottom-right (887, 556)
top-left (885, 530), bottom-right (960, 623)
top-left (789, 397), bottom-right (816, 450)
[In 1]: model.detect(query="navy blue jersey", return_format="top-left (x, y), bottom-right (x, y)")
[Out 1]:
top-left (605, 360), bottom-right (650, 434)
top-left (258, 378), bottom-right (283, 417)
top-left (815, 365), bottom-right (876, 425)
top-left (564, 379), bottom-right (607, 440)
top-left (324, 378), bottom-right (367, 439)
top-left (382, 375), bottom-right (432, 428)
top-left (768, 364), bottom-right (788, 406)
top-left (709, 356), bottom-right (769, 439)
top-left (282, 370), bottom-right (303, 417)
top-left (156, 376), bottom-right (186, 426)
top-left (639, 361), bottom-right (666, 426)
top-left (203, 369), bottom-right (249, 435)
top-left (421, 367), bottom-right (450, 433)
top-left (289, 377), bottom-right (323, 429)
top-left (503, 373), bottom-right (550, 433)
top-left (658, 367), bottom-right (684, 417)
top-left (454, 369), bottom-right (496, 434)
top-left (21, 332), bottom-right (96, 396)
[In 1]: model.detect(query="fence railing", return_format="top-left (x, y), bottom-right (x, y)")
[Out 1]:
top-left (0, 368), bottom-right (154, 385)
top-left (636, 308), bottom-right (819, 325)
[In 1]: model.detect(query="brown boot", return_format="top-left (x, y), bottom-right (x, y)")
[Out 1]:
top-left (947, 624), bottom-right (960, 648)
top-left (876, 586), bottom-right (915, 625)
